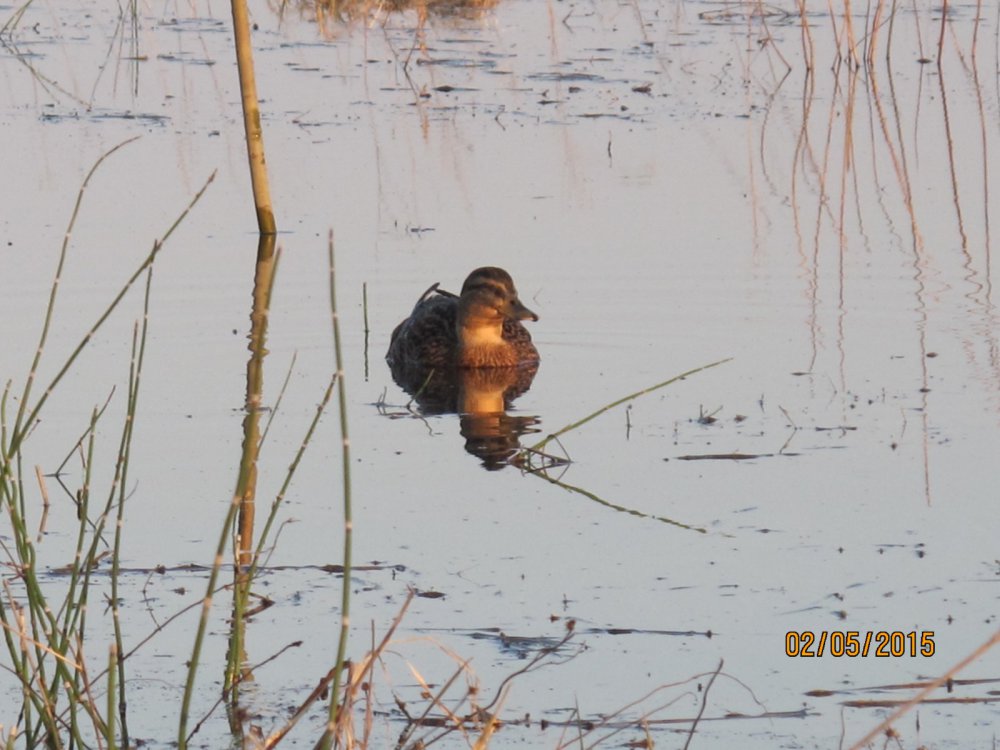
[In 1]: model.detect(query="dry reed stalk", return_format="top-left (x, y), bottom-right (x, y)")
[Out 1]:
top-left (936, 0), bottom-right (947, 59)
top-left (840, 0), bottom-right (860, 68)
top-left (470, 687), bottom-right (507, 750)
top-left (884, 0), bottom-right (898, 62)
top-left (230, 0), bottom-right (276, 234)
top-left (939, 80), bottom-right (969, 248)
top-left (260, 592), bottom-right (414, 748)
top-left (848, 627), bottom-right (1000, 749)
top-left (553, 664), bottom-right (761, 749)
top-left (682, 660), bottom-right (723, 750)
top-left (865, 0), bottom-right (886, 65)
top-left (969, 0), bottom-right (990, 249)
top-left (750, 0), bottom-right (791, 74)
top-left (797, 0), bottom-right (814, 70)
top-left (865, 64), bottom-right (922, 251)
top-left (837, 68), bottom-right (859, 256)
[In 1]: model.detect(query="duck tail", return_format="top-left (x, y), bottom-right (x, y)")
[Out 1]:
top-left (412, 282), bottom-right (457, 313)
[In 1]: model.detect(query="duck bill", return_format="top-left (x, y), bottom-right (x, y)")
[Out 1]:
top-left (508, 297), bottom-right (539, 322)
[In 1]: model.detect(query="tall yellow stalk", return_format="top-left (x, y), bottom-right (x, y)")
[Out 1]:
top-left (231, 0), bottom-right (276, 234)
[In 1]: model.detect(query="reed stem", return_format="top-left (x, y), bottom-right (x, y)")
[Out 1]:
top-left (230, 0), bottom-right (276, 234)
top-left (529, 358), bottom-right (732, 453)
top-left (319, 231), bottom-right (353, 749)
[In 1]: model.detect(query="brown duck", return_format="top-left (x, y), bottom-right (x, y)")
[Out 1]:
top-left (387, 267), bottom-right (539, 369)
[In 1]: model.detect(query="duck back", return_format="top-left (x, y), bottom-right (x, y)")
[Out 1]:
top-left (387, 292), bottom-right (459, 369)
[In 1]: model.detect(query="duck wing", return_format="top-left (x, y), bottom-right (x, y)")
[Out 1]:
top-left (387, 291), bottom-right (459, 369)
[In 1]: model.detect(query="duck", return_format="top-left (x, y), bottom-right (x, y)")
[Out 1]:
top-left (387, 267), bottom-right (540, 370)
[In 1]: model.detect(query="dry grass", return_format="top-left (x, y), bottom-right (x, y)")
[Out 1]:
top-left (272, 0), bottom-right (500, 29)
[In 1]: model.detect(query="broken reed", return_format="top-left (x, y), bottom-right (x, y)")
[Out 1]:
top-left (230, 0), bottom-right (276, 233)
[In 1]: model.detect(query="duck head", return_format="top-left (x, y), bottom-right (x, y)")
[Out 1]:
top-left (457, 266), bottom-right (538, 325)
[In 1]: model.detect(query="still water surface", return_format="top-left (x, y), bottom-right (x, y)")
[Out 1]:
top-left (2, 0), bottom-right (999, 746)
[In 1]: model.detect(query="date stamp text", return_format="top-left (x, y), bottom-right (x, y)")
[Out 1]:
top-left (785, 631), bottom-right (935, 657)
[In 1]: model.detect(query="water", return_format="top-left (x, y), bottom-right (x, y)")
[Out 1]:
top-left (1, 0), bottom-right (999, 747)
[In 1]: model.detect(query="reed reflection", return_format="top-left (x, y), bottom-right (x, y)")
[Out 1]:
top-left (387, 267), bottom-right (541, 469)
top-left (226, 233), bottom-right (277, 721)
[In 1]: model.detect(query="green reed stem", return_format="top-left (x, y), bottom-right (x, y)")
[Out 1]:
top-left (48, 409), bottom-right (99, 723)
top-left (0, 157), bottom-right (211, 749)
top-left (179, 492), bottom-right (242, 745)
top-left (0, 0), bottom-right (35, 35)
top-left (250, 374), bottom-right (335, 575)
top-left (110, 268), bottom-right (154, 746)
top-left (1, 382), bottom-right (9, 460)
top-left (39, 296), bottom-right (150, 746)
top-left (52, 389), bottom-right (115, 479)
top-left (528, 358), bottom-right (733, 453)
top-left (11, 136), bottom-right (140, 448)
top-left (1, 442), bottom-right (80, 742)
top-left (8, 170), bottom-right (216, 459)
top-left (258, 351), bottom-right (295, 450)
top-left (319, 231), bottom-right (353, 749)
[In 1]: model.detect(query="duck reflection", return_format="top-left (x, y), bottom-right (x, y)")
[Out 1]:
top-left (387, 267), bottom-right (541, 469)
